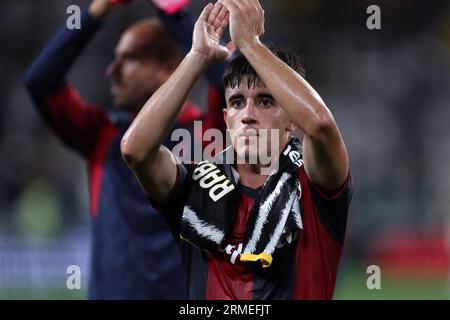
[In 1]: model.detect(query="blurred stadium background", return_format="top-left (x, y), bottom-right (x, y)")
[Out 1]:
top-left (0, 0), bottom-right (449, 299)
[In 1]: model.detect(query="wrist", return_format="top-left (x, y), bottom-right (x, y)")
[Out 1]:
top-left (237, 37), bottom-right (263, 56)
top-left (187, 49), bottom-right (214, 67)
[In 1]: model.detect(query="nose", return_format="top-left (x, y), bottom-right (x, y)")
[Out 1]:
top-left (241, 99), bottom-right (258, 125)
top-left (107, 58), bottom-right (121, 79)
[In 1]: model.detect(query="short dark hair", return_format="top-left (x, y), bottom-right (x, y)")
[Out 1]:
top-left (222, 44), bottom-right (305, 89)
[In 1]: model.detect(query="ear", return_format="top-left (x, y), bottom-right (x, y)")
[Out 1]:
top-left (223, 107), bottom-right (228, 126)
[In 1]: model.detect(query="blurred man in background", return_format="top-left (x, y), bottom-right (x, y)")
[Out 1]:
top-left (23, 0), bottom-right (225, 299)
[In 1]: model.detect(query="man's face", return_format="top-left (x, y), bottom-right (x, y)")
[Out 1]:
top-left (107, 27), bottom-right (170, 112)
top-left (223, 82), bottom-right (294, 164)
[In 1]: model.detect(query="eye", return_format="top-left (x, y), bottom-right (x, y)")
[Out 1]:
top-left (121, 53), bottom-right (135, 62)
top-left (257, 97), bottom-right (274, 108)
top-left (230, 98), bottom-right (245, 108)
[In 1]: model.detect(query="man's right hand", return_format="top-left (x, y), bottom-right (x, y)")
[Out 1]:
top-left (191, 2), bottom-right (231, 64)
top-left (89, 0), bottom-right (126, 18)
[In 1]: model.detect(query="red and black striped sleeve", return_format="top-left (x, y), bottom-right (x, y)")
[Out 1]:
top-left (23, 7), bottom-right (109, 157)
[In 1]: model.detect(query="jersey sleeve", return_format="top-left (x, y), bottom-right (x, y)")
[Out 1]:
top-left (23, 7), bottom-right (109, 157)
top-left (150, 161), bottom-right (195, 237)
top-left (306, 169), bottom-right (353, 244)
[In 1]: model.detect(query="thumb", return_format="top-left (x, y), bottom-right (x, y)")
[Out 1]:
top-left (216, 44), bottom-right (232, 61)
top-left (226, 41), bottom-right (236, 56)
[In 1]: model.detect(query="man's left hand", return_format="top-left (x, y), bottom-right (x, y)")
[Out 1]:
top-left (219, 0), bottom-right (265, 50)
top-left (191, 2), bottom-right (231, 64)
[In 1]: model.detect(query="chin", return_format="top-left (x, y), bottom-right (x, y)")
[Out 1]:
top-left (113, 99), bottom-right (135, 112)
top-left (111, 96), bottom-right (123, 108)
top-left (233, 147), bottom-right (258, 165)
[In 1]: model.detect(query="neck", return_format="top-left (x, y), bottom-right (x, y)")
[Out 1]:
top-left (233, 139), bottom-right (293, 188)
top-left (235, 163), bottom-right (270, 189)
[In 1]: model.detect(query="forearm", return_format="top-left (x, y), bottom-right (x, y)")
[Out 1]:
top-left (122, 51), bottom-right (210, 164)
top-left (243, 41), bottom-right (348, 188)
top-left (24, 7), bottom-right (102, 99)
top-left (159, 9), bottom-right (227, 92)
top-left (221, 0), bottom-right (349, 191)
top-left (240, 40), bottom-right (334, 138)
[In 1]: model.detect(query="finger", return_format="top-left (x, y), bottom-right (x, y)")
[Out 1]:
top-left (212, 2), bottom-right (227, 30)
top-left (226, 41), bottom-right (237, 56)
top-left (207, 2), bottom-right (222, 25)
top-left (219, 0), bottom-right (239, 14)
top-left (245, 0), bottom-right (260, 14)
top-left (215, 12), bottom-right (229, 37)
top-left (247, 0), bottom-right (265, 34)
top-left (217, 45), bottom-right (232, 61)
top-left (199, 2), bottom-right (214, 23)
top-left (262, 16), bottom-right (265, 35)
top-left (229, 0), bottom-right (247, 12)
top-left (215, 3), bottom-right (228, 25)
top-left (249, 0), bottom-right (264, 14)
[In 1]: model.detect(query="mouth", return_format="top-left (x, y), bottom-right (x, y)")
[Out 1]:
top-left (110, 83), bottom-right (123, 95)
top-left (238, 128), bottom-right (259, 137)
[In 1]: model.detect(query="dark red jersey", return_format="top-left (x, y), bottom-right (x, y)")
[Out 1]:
top-left (159, 163), bottom-right (353, 300)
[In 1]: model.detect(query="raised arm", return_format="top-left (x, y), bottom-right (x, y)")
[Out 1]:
top-left (23, 0), bottom-right (121, 156)
top-left (121, 2), bottom-right (230, 203)
top-left (221, 0), bottom-right (349, 194)
top-left (158, 8), bottom-right (227, 132)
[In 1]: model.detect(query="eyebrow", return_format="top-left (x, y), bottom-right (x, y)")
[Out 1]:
top-left (227, 92), bottom-right (275, 102)
top-left (227, 93), bottom-right (245, 102)
top-left (256, 93), bottom-right (275, 100)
